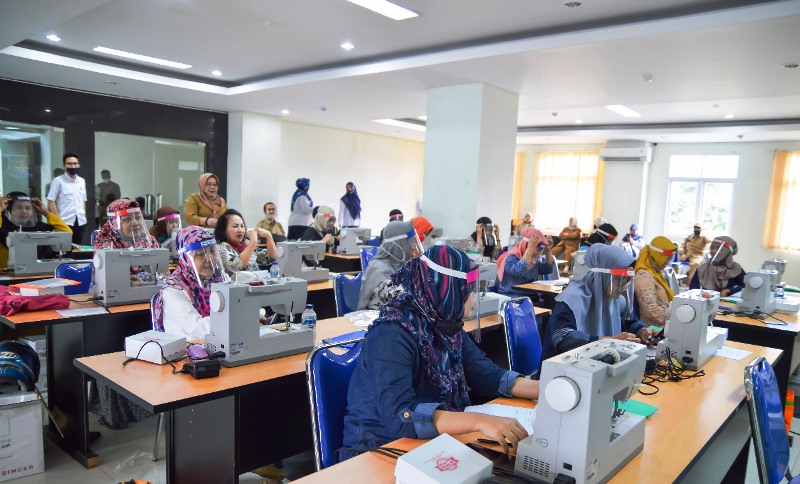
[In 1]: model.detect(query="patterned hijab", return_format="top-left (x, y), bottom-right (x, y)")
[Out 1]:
top-left (94, 199), bottom-right (159, 249)
top-left (696, 236), bottom-right (743, 291)
top-left (152, 226), bottom-right (216, 329)
top-left (340, 182), bottom-right (361, 220)
top-left (291, 178), bottom-right (312, 211)
top-left (635, 236), bottom-right (678, 301)
top-left (496, 227), bottom-right (544, 282)
top-left (370, 245), bottom-right (477, 411)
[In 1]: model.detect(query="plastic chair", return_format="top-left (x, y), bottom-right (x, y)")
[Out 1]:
top-left (365, 237), bottom-right (381, 247)
top-left (306, 337), bottom-right (365, 470)
top-left (334, 273), bottom-right (363, 316)
top-left (500, 297), bottom-right (543, 378)
top-left (149, 291), bottom-right (165, 460)
top-left (90, 229), bottom-right (99, 246)
top-left (359, 247), bottom-right (378, 270)
top-left (54, 262), bottom-right (93, 295)
top-left (745, 356), bottom-right (799, 484)
top-left (538, 260), bottom-right (561, 281)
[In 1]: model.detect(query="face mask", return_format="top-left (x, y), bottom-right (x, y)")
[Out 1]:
top-left (265, 214), bottom-right (275, 220)
top-left (693, 229), bottom-right (701, 236)
top-left (66, 167), bottom-right (80, 176)
top-left (102, 176), bottom-right (111, 182)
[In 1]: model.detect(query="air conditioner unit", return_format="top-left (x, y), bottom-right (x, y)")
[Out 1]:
top-left (599, 141), bottom-right (652, 162)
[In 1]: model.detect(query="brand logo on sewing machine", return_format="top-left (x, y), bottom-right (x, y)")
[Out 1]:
top-left (435, 456), bottom-right (459, 472)
top-left (535, 437), bottom-right (549, 448)
top-left (0, 352), bottom-right (19, 359)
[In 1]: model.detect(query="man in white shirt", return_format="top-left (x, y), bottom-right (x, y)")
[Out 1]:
top-left (47, 153), bottom-right (88, 244)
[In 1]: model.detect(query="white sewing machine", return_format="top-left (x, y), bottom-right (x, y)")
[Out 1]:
top-left (762, 259), bottom-right (787, 286)
top-left (507, 235), bottom-right (522, 250)
top-left (435, 237), bottom-right (472, 252)
top-left (336, 227), bottom-right (371, 255)
top-left (93, 248), bottom-right (169, 306)
top-left (6, 231), bottom-right (76, 275)
top-left (275, 241), bottom-right (329, 283)
top-left (737, 269), bottom-right (800, 315)
top-left (657, 289), bottom-right (727, 371)
top-left (204, 276), bottom-right (311, 367)
top-left (515, 340), bottom-right (647, 484)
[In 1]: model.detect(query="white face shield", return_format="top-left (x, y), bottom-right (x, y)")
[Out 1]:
top-left (158, 213), bottom-right (182, 237)
top-left (178, 238), bottom-right (229, 286)
top-left (590, 267), bottom-right (635, 299)
top-left (419, 254), bottom-right (481, 339)
top-left (7, 196), bottom-right (37, 228)
top-left (709, 238), bottom-right (732, 266)
top-left (383, 229), bottom-right (425, 260)
top-left (107, 206), bottom-right (149, 245)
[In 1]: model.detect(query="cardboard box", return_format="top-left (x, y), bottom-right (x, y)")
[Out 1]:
top-left (395, 434), bottom-right (492, 484)
top-left (0, 386), bottom-right (44, 482)
top-left (9, 278), bottom-right (78, 296)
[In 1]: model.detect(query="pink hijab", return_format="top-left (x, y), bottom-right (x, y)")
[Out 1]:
top-left (496, 227), bottom-right (546, 281)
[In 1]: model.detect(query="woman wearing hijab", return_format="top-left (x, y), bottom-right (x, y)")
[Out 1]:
top-left (339, 181), bottom-right (361, 227)
top-left (620, 224), bottom-right (645, 257)
top-left (357, 221), bottom-right (423, 310)
top-left (183, 173), bottom-right (227, 229)
top-left (0, 191), bottom-right (71, 267)
top-left (515, 213), bottom-right (533, 234)
top-left (214, 209), bottom-right (277, 276)
top-left (634, 236), bottom-right (678, 327)
top-left (340, 245), bottom-right (540, 461)
top-left (288, 177), bottom-right (313, 239)
top-left (93, 199), bottom-right (159, 249)
top-left (496, 228), bottom-right (555, 296)
top-left (299, 205), bottom-right (339, 252)
top-left (149, 206), bottom-right (181, 250)
top-left (412, 216), bottom-right (433, 241)
top-left (542, 244), bottom-right (657, 361)
top-left (469, 216), bottom-right (501, 260)
top-left (690, 236), bottom-right (745, 297)
top-left (550, 217), bottom-right (581, 275)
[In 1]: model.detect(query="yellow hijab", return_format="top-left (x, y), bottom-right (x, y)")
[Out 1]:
top-left (634, 236), bottom-right (678, 300)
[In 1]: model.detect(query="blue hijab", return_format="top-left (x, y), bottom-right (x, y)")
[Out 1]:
top-left (291, 178), bottom-right (312, 211)
top-left (341, 181), bottom-right (361, 220)
top-left (371, 245), bottom-right (476, 411)
top-left (554, 244), bottom-right (634, 338)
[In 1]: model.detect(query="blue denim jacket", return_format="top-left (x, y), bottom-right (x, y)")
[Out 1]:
top-left (339, 322), bottom-right (521, 461)
top-left (496, 254), bottom-right (554, 296)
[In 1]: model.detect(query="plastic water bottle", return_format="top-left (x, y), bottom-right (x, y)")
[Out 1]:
top-left (776, 283), bottom-right (785, 300)
top-left (269, 262), bottom-right (280, 279)
top-left (301, 304), bottom-right (317, 329)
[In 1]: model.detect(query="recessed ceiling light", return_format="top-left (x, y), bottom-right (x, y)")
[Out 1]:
top-left (281, 109), bottom-right (290, 115)
top-left (46, 34), bottom-right (61, 42)
top-left (346, 0), bottom-right (418, 20)
top-left (93, 46), bottom-right (192, 69)
top-left (374, 119), bottom-right (426, 132)
top-left (340, 42), bottom-right (355, 51)
top-left (783, 63), bottom-right (800, 69)
top-left (44, 108), bottom-right (51, 113)
top-left (574, 119), bottom-right (583, 124)
top-left (418, 115), bottom-right (427, 121)
top-left (641, 73), bottom-right (654, 83)
top-left (724, 113), bottom-right (735, 119)
top-left (711, 104), bottom-right (723, 108)
top-left (606, 105), bottom-right (642, 118)
top-left (211, 70), bottom-right (222, 76)
top-left (564, 1), bottom-right (581, 7)
top-left (5, 127), bottom-right (19, 130)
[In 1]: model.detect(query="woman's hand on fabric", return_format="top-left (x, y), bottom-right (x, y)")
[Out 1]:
top-left (475, 414), bottom-right (528, 453)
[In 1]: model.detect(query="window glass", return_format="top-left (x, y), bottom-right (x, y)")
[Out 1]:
top-left (666, 181), bottom-right (698, 235)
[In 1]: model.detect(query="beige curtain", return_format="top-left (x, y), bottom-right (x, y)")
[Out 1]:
top-left (533, 151), bottom-right (602, 234)
top-left (763, 151), bottom-right (800, 250)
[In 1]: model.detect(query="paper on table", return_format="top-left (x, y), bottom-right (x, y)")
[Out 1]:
top-left (716, 346), bottom-right (752, 361)
top-left (464, 404), bottom-right (537, 434)
top-left (56, 307), bottom-right (109, 317)
top-left (533, 280), bottom-right (562, 286)
top-left (344, 310), bottom-right (379, 328)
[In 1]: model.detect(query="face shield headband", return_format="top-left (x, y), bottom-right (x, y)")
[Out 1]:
top-left (596, 228), bottom-right (616, 242)
top-left (590, 267), bottom-right (635, 296)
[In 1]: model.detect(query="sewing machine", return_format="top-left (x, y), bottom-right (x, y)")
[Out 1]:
top-left (762, 259), bottom-right (787, 286)
top-left (507, 235), bottom-right (522, 250)
top-left (6, 231), bottom-right (76, 275)
top-left (737, 269), bottom-right (800, 315)
top-left (336, 227), bottom-right (371, 255)
top-left (204, 276), bottom-right (311, 366)
top-left (465, 261), bottom-right (509, 320)
top-left (515, 340), bottom-right (647, 484)
top-left (93, 248), bottom-right (169, 306)
top-left (435, 237), bottom-right (472, 252)
top-left (275, 241), bottom-right (329, 283)
top-left (657, 289), bottom-right (726, 371)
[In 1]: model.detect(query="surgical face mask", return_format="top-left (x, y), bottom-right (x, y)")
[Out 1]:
top-left (693, 229), bottom-right (701, 236)
top-left (66, 167), bottom-right (80, 176)
top-left (265, 214), bottom-right (275, 220)
top-left (102, 176), bottom-right (111, 182)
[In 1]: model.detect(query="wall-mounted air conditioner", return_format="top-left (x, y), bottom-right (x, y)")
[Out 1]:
top-left (599, 141), bottom-right (653, 163)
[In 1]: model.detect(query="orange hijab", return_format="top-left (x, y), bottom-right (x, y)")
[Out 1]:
top-left (412, 217), bottom-right (433, 241)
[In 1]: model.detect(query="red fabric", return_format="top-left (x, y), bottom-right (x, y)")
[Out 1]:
top-left (0, 287), bottom-right (70, 316)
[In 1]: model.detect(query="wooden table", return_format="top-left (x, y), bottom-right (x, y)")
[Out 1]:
top-left (0, 294), bottom-right (151, 469)
top-left (295, 341), bottom-right (781, 484)
top-left (74, 309), bottom-right (549, 484)
top-left (319, 252), bottom-right (361, 273)
top-left (513, 281), bottom-right (565, 308)
top-left (0, 272), bottom-right (56, 286)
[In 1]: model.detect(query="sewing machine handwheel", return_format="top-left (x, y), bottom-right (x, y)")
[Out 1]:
top-left (210, 291), bottom-right (225, 312)
top-left (93, 253), bottom-right (103, 269)
top-left (748, 276), bottom-right (763, 289)
top-left (544, 376), bottom-right (580, 412)
top-left (675, 304), bottom-right (696, 323)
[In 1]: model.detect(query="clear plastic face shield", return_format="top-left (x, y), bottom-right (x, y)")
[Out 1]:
top-left (158, 213), bottom-right (182, 237)
top-left (419, 255), bottom-right (481, 340)
top-left (596, 227), bottom-right (616, 245)
top-left (7, 196), bottom-right (37, 228)
top-left (178, 238), bottom-right (229, 287)
top-left (383, 229), bottom-right (424, 261)
top-left (648, 244), bottom-right (676, 272)
top-left (320, 213), bottom-right (336, 232)
top-left (108, 207), bottom-right (149, 245)
top-left (709, 238), bottom-right (732, 266)
top-left (591, 267), bottom-right (635, 300)
top-left (481, 223), bottom-right (496, 247)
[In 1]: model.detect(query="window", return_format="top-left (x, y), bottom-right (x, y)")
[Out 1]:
top-left (764, 151), bottom-right (800, 250)
top-left (666, 155), bottom-right (738, 236)
top-left (532, 152), bottom-right (602, 233)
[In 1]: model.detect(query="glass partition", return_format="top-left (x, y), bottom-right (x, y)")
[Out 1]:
top-left (0, 121), bottom-right (64, 200)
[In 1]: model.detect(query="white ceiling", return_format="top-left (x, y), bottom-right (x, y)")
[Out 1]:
top-left (1, 0), bottom-right (800, 144)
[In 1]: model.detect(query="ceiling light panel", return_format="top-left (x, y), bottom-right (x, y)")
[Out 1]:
top-left (374, 119), bottom-right (426, 131)
top-left (606, 105), bottom-right (642, 118)
top-left (93, 46), bottom-right (192, 69)
top-left (346, 0), bottom-right (418, 20)
top-left (46, 34), bottom-right (61, 42)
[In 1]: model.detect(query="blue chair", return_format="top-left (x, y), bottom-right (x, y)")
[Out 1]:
top-left (90, 229), bottom-right (99, 246)
top-left (500, 297), bottom-right (543, 378)
top-left (306, 338), bottom-right (365, 470)
top-left (54, 262), bottom-right (93, 295)
top-left (359, 247), bottom-right (378, 270)
top-left (365, 237), bottom-right (381, 247)
top-left (334, 273), bottom-right (362, 316)
top-left (744, 356), bottom-right (798, 484)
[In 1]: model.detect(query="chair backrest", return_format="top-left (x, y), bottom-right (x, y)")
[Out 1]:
top-left (150, 291), bottom-right (164, 332)
top-left (90, 229), bottom-right (100, 246)
top-left (501, 297), bottom-right (543, 378)
top-left (54, 262), bottom-right (93, 295)
top-left (359, 247), bottom-right (378, 270)
top-left (306, 338), bottom-right (365, 470)
top-left (365, 237), bottom-right (381, 247)
top-left (334, 273), bottom-right (362, 316)
top-left (745, 356), bottom-right (791, 484)
top-left (538, 259), bottom-right (561, 281)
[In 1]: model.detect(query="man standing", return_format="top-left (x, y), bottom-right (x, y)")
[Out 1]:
top-left (680, 222), bottom-right (710, 281)
top-left (47, 153), bottom-right (87, 244)
top-left (95, 169), bottom-right (121, 224)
